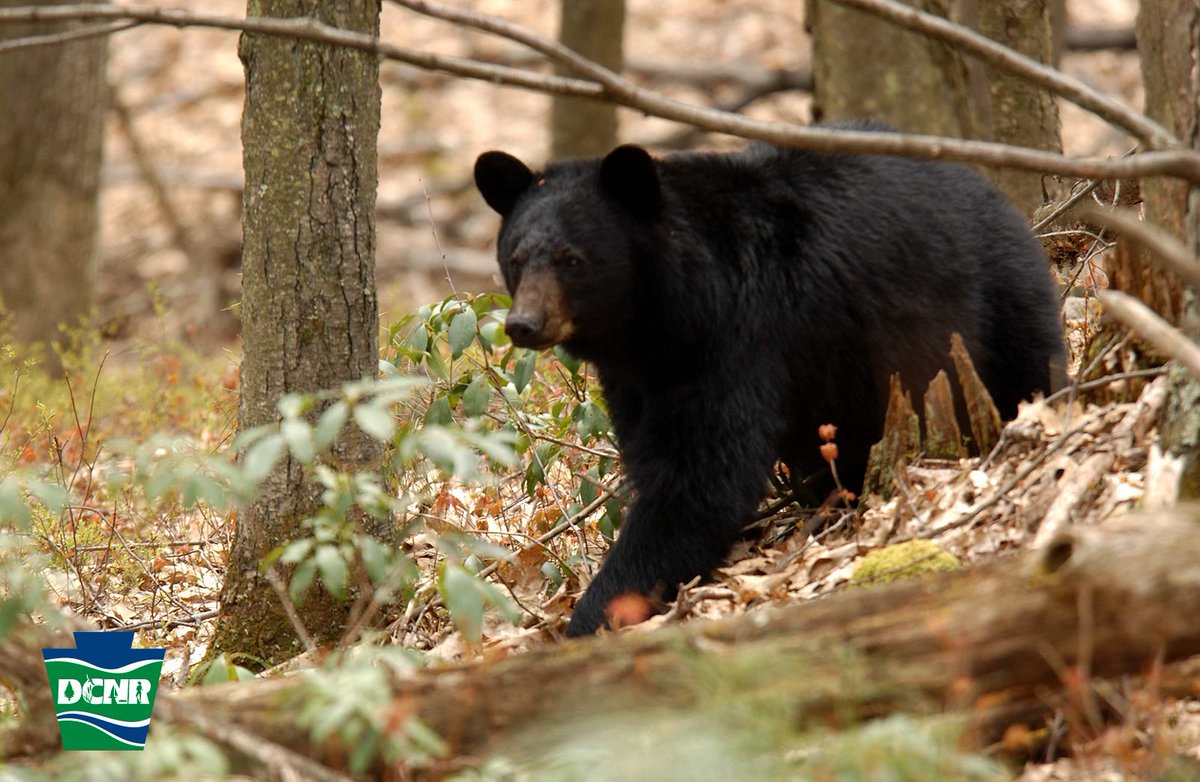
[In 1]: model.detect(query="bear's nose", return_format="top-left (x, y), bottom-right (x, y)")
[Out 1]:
top-left (505, 313), bottom-right (543, 345)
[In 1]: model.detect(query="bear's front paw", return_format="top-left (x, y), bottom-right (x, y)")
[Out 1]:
top-left (565, 581), bottom-right (660, 637)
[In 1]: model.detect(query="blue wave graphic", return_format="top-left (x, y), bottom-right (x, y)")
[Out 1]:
top-left (56, 711), bottom-right (150, 747)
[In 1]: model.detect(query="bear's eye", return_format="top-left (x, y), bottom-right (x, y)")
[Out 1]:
top-left (555, 250), bottom-right (583, 269)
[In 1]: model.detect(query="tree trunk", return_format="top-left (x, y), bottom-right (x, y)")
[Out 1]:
top-left (1139, 0), bottom-right (1200, 498)
top-left (167, 509), bottom-right (1200, 774)
top-left (0, 0), bottom-right (105, 358)
top-left (211, 0), bottom-right (383, 667)
top-left (977, 0), bottom-right (1062, 217)
top-left (550, 0), bottom-right (625, 158)
top-left (808, 0), bottom-right (976, 138)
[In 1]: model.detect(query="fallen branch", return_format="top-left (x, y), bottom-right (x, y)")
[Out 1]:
top-left (1031, 451), bottom-right (1115, 546)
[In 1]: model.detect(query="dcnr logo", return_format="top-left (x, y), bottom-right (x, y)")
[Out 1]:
top-left (56, 677), bottom-right (155, 706)
top-left (42, 631), bottom-right (165, 751)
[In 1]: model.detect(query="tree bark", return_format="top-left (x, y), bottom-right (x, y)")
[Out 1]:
top-left (977, 0), bottom-right (1062, 217)
top-left (0, 0), bottom-right (105, 358)
top-left (1139, 0), bottom-right (1200, 498)
top-left (171, 509), bottom-right (1200, 772)
top-left (550, 0), bottom-right (625, 158)
top-left (211, 0), bottom-right (383, 667)
top-left (808, 0), bottom-right (975, 138)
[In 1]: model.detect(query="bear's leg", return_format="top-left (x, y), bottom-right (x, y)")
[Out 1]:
top-left (566, 382), bottom-right (780, 636)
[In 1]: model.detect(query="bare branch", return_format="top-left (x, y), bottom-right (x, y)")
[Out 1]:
top-left (1078, 206), bottom-right (1200, 292)
top-left (389, 0), bottom-right (1197, 182)
top-left (825, 0), bottom-right (1176, 148)
top-left (0, 4), bottom-right (607, 98)
top-left (489, 47), bottom-right (813, 93)
top-left (3, 4), bottom-right (1200, 185)
top-left (1097, 290), bottom-right (1200, 383)
top-left (0, 19), bottom-right (137, 53)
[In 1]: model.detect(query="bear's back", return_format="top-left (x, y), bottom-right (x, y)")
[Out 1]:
top-left (647, 141), bottom-right (1061, 490)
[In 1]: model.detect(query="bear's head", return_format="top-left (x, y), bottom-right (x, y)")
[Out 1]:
top-left (474, 146), bottom-right (662, 360)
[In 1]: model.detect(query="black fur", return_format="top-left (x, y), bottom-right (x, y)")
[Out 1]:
top-left (475, 124), bottom-right (1064, 637)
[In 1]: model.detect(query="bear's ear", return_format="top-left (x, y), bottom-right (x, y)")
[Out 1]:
top-left (475, 151), bottom-right (535, 217)
top-left (599, 145), bottom-right (661, 218)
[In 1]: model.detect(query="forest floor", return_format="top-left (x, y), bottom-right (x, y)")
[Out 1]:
top-left (14, 0), bottom-right (1200, 779)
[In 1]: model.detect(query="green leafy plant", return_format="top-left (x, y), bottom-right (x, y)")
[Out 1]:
top-left (386, 293), bottom-right (622, 587)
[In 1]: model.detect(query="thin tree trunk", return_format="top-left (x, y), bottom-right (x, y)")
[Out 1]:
top-left (211, 0), bottom-right (383, 667)
top-left (0, 0), bottom-right (105, 358)
top-left (550, 0), bottom-right (625, 158)
top-left (808, 0), bottom-right (975, 138)
top-left (978, 0), bottom-right (1062, 217)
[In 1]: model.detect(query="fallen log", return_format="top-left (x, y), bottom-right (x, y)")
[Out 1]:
top-left (165, 507), bottom-right (1200, 773)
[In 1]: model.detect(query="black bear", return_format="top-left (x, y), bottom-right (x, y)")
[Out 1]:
top-left (474, 124), bottom-right (1064, 637)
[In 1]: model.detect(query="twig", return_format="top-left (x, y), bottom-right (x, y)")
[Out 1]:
top-left (489, 568), bottom-right (548, 625)
top-left (118, 609), bottom-right (220, 632)
top-left (1, 5), bottom-right (1198, 184)
top-left (1037, 228), bottom-right (1111, 244)
top-left (418, 177), bottom-right (457, 296)
top-left (71, 537), bottom-right (216, 552)
top-left (1043, 366), bottom-right (1166, 405)
top-left (0, 366), bottom-right (23, 437)
top-left (825, 0), bottom-right (1175, 148)
top-left (1031, 178), bottom-right (1104, 234)
top-left (490, 422), bottom-right (617, 459)
top-left (1096, 290), bottom-right (1200, 383)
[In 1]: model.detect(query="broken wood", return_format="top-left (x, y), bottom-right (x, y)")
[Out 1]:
top-left (922, 369), bottom-right (967, 459)
top-left (951, 333), bottom-right (1002, 453)
top-left (863, 373), bottom-right (919, 498)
